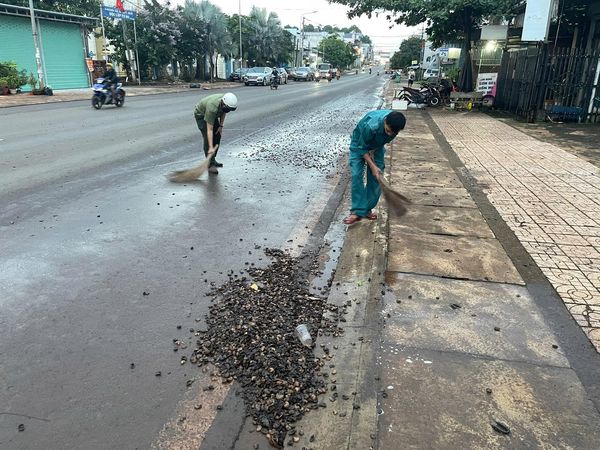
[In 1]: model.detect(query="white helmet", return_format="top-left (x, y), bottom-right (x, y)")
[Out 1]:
top-left (222, 92), bottom-right (238, 109)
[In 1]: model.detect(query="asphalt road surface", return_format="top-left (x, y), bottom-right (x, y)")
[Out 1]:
top-left (0, 73), bottom-right (385, 449)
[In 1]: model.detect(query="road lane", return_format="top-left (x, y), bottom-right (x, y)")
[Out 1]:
top-left (0, 73), bottom-right (385, 449)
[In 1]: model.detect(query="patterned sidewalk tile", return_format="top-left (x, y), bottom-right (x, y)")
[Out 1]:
top-left (432, 111), bottom-right (600, 351)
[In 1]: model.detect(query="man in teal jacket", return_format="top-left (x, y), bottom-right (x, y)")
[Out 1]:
top-left (343, 110), bottom-right (406, 225)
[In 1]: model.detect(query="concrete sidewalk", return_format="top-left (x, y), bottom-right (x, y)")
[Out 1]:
top-left (0, 82), bottom-right (240, 108)
top-left (288, 87), bottom-right (600, 449)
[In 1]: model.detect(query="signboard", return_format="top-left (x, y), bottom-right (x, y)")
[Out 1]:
top-left (85, 58), bottom-right (94, 72)
top-left (481, 25), bottom-right (508, 41)
top-left (411, 60), bottom-right (418, 65)
top-left (476, 73), bottom-right (498, 95)
top-left (521, 0), bottom-right (553, 41)
top-left (101, 6), bottom-right (136, 20)
top-left (438, 48), bottom-right (449, 58)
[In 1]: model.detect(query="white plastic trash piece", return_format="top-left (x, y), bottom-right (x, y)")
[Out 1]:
top-left (295, 324), bottom-right (313, 347)
top-left (392, 99), bottom-right (408, 111)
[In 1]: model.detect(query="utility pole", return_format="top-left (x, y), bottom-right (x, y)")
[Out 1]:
top-left (238, 0), bottom-right (243, 68)
top-left (28, 0), bottom-right (45, 87)
top-left (300, 17), bottom-right (305, 67)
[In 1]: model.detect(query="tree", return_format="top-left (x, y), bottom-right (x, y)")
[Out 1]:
top-left (331, 0), bottom-right (517, 90)
top-left (228, 14), bottom-right (253, 64)
top-left (304, 24), bottom-right (316, 32)
top-left (246, 7), bottom-right (285, 66)
top-left (175, 6), bottom-right (208, 80)
top-left (390, 36), bottom-right (422, 69)
top-left (359, 35), bottom-right (372, 44)
top-left (318, 35), bottom-right (356, 69)
top-left (330, 1), bottom-right (517, 49)
top-left (5, 0), bottom-right (101, 17)
top-left (134, 0), bottom-right (180, 79)
top-left (275, 30), bottom-right (295, 66)
top-left (183, 0), bottom-right (232, 80)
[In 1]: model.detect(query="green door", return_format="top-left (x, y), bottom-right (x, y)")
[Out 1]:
top-left (0, 15), bottom-right (37, 91)
top-left (39, 20), bottom-right (89, 89)
top-left (0, 15), bottom-right (90, 90)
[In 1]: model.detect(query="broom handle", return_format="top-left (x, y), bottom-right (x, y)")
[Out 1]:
top-left (363, 152), bottom-right (382, 181)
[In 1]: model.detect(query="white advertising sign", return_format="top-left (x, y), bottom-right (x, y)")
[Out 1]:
top-left (476, 73), bottom-right (498, 95)
top-left (521, 0), bottom-right (554, 41)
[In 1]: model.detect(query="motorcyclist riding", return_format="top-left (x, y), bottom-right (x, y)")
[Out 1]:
top-left (271, 67), bottom-right (279, 86)
top-left (103, 63), bottom-right (118, 101)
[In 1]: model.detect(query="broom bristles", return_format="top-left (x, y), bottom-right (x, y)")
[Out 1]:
top-left (378, 177), bottom-right (411, 217)
top-left (168, 159), bottom-right (211, 182)
top-left (167, 147), bottom-right (217, 183)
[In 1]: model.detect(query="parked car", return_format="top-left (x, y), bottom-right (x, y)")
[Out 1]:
top-left (293, 67), bottom-right (314, 81)
top-left (276, 68), bottom-right (288, 84)
top-left (244, 67), bottom-right (272, 86)
top-left (285, 67), bottom-right (297, 78)
top-left (229, 68), bottom-right (248, 82)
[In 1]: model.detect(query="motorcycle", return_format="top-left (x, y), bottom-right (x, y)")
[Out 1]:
top-left (92, 77), bottom-right (125, 109)
top-left (397, 85), bottom-right (441, 107)
top-left (270, 74), bottom-right (279, 90)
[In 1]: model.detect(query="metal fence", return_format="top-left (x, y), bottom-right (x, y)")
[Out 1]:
top-left (495, 46), bottom-right (600, 123)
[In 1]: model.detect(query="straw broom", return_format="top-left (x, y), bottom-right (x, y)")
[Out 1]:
top-left (377, 176), bottom-right (411, 217)
top-left (167, 145), bottom-right (218, 183)
top-left (364, 152), bottom-right (411, 217)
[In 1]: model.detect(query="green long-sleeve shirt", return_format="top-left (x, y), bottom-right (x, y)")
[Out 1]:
top-left (194, 93), bottom-right (224, 124)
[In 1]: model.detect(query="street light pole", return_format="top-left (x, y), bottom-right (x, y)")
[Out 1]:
top-left (238, 0), bottom-right (243, 68)
top-left (300, 16), bottom-right (306, 67)
top-left (299, 11), bottom-right (318, 67)
top-left (28, 0), bottom-right (45, 88)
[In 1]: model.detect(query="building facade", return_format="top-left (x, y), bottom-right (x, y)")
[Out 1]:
top-left (0, 3), bottom-right (97, 90)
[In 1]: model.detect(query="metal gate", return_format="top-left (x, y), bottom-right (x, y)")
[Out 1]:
top-left (496, 46), bottom-right (600, 123)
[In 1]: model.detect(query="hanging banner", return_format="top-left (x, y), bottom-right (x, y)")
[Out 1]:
top-left (101, 6), bottom-right (136, 20)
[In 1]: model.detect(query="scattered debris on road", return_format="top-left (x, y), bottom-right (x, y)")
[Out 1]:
top-left (188, 248), bottom-right (344, 447)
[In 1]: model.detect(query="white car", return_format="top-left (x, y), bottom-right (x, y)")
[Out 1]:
top-left (244, 67), bottom-right (272, 86)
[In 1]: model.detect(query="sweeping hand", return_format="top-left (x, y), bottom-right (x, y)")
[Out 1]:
top-left (371, 166), bottom-right (383, 181)
top-left (363, 152), bottom-right (382, 180)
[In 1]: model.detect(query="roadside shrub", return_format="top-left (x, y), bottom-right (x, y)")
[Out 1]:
top-left (0, 61), bottom-right (28, 92)
top-left (445, 67), bottom-right (459, 82)
top-left (28, 72), bottom-right (39, 90)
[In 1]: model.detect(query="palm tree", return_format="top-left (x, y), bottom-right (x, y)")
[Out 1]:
top-left (247, 7), bottom-right (283, 66)
top-left (183, 0), bottom-right (232, 80)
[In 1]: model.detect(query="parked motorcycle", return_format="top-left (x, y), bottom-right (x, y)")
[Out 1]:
top-left (91, 77), bottom-right (125, 109)
top-left (397, 85), bottom-right (441, 107)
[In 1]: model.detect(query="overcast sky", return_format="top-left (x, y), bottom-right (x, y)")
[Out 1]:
top-left (166, 0), bottom-right (421, 53)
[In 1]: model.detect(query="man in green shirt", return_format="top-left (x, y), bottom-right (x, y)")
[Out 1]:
top-left (194, 92), bottom-right (238, 174)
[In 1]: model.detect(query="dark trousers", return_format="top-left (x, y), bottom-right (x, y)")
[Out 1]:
top-left (195, 116), bottom-right (221, 166)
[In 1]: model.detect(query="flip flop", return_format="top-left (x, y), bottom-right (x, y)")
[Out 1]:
top-left (343, 215), bottom-right (362, 225)
top-left (366, 212), bottom-right (378, 220)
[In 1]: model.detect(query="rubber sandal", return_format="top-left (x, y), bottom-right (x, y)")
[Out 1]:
top-left (366, 212), bottom-right (378, 220)
top-left (343, 215), bottom-right (362, 225)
